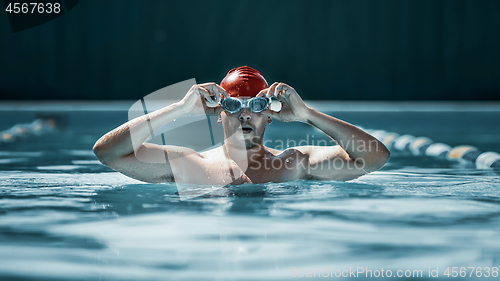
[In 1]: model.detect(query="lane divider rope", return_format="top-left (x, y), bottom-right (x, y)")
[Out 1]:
top-left (365, 129), bottom-right (500, 169)
top-left (0, 118), bottom-right (56, 144)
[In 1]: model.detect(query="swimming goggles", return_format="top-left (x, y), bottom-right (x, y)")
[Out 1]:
top-left (220, 97), bottom-right (271, 114)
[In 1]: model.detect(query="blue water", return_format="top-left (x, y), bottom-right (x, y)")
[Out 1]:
top-left (1, 107), bottom-right (500, 280)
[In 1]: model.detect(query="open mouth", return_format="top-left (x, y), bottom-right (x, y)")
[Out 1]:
top-left (241, 126), bottom-right (254, 134)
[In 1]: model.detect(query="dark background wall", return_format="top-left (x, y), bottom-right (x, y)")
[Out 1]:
top-left (1, 0), bottom-right (499, 101)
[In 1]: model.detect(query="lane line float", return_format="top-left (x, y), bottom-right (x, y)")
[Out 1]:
top-left (366, 129), bottom-right (500, 169)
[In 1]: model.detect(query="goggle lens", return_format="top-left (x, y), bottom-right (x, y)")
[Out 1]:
top-left (221, 97), bottom-right (270, 114)
top-left (248, 98), bottom-right (268, 112)
top-left (221, 98), bottom-right (241, 112)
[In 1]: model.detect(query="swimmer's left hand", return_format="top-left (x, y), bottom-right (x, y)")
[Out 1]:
top-left (257, 82), bottom-right (309, 123)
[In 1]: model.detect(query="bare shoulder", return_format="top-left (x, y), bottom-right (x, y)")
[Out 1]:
top-left (288, 145), bottom-right (365, 181)
top-left (266, 146), bottom-right (304, 157)
top-left (198, 145), bottom-right (226, 159)
top-left (106, 143), bottom-right (204, 183)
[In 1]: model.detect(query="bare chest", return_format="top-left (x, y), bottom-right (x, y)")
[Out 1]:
top-left (177, 149), bottom-right (305, 185)
top-left (221, 155), bottom-right (304, 184)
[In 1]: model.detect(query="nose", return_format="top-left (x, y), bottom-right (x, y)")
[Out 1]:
top-left (238, 108), bottom-right (252, 121)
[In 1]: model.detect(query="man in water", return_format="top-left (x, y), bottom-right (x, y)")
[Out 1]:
top-left (93, 66), bottom-right (390, 184)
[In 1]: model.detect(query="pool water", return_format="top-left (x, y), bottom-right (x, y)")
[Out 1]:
top-left (1, 105), bottom-right (500, 280)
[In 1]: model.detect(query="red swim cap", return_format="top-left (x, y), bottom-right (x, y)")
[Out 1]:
top-left (220, 66), bottom-right (268, 97)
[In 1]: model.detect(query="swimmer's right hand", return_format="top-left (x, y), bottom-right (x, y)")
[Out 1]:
top-left (179, 83), bottom-right (229, 115)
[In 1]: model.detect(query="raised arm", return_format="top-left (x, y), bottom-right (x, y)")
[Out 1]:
top-left (260, 82), bottom-right (390, 181)
top-left (92, 83), bottom-right (226, 182)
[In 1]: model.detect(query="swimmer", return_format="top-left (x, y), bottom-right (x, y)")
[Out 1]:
top-left (93, 66), bottom-right (390, 184)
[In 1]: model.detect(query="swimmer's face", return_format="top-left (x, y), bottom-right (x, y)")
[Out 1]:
top-left (218, 97), bottom-right (270, 149)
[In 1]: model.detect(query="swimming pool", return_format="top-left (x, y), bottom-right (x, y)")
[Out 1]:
top-left (1, 102), bottom-right (500, 280)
